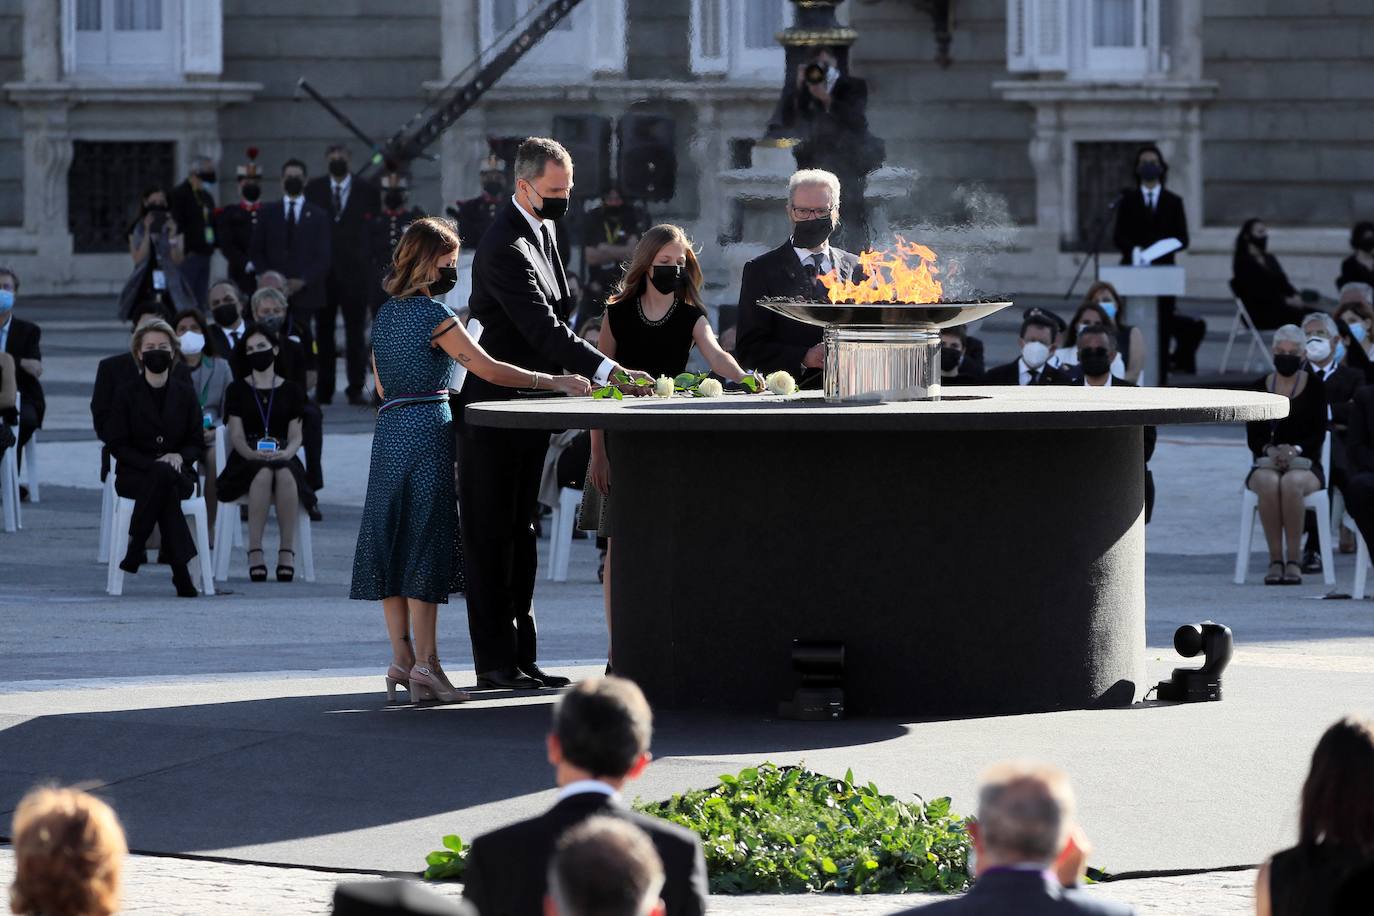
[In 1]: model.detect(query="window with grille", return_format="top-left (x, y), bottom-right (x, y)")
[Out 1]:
top-left (68, 141), bottom-right (175, 253)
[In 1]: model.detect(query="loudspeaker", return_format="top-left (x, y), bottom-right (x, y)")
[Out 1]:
top-left (552, 115), bottom-right (612, 199)
top-left (616, 114), bottom-right (677, 201)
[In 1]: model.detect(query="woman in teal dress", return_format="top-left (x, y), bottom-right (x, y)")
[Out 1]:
top-left (351, 217), bottom-right (591, 704)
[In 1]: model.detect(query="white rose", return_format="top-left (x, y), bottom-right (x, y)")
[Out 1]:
top-left (697, 378), bottom-right (724, 398)
top-left (765, 370), bottom-right (798, 395)
top-left (654, 376), bottom-right (675, 398)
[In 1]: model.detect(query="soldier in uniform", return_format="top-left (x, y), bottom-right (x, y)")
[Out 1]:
top-left (214, 147), bottom-right (264, 297)
top-left (453, 154), bottom-right (508, 251)
top-left (370, 168), bottom-right (426, 313)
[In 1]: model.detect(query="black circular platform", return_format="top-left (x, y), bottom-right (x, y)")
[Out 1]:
top-left (468, 388), bottom-right (1285, 718)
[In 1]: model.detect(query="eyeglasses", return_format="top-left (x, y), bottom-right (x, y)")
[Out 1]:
top-left (790, 206), bottom-right (834, 220)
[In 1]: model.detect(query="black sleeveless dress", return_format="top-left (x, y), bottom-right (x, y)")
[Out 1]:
top-left (1268, 843), bottom-right (1372, 916)
top-left (579, 294), bottom-right (703, 535)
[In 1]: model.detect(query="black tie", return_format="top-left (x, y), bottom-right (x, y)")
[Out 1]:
top-left (286, 200), bottom-right (297, 252)
top-left (333, 185), bottom-right (342, 221)
top-left (1028, 370), bottom-right (1039, 385)
top-left (540, 224), bottom-right (555, 265)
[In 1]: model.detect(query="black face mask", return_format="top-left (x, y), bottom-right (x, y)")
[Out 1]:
top-left (198, 171), bottom-right (217, 185)
top-left (428, 266), bottom-right (458, 297)
top-left (142, 350), bottom-right (173, 374)
top-left (212, 303), bottom-right (240, 327)
top-left (383, 190), bottom-right (406, 210)
top-left (791, 216), bottom-right (833, 250)
top-left (283, 176), bottom-right (304, 197)
top-left (256, 314), bottom-right (285, 334)
top-left (1137, 162), bottom-right (1164, 182)
top-left (482, 179), bottom-right (505, 197)
top-left (247, 349), bottom-right (277, 373)
top-left (1358, 235), bottom-right (1374, 254)
top-left (528, 187), bottom-right (568, 222)
top-left (940, 346), bottom-right (963, 372)
top-left (241, 183), bottom-right (261, 203)
top-left (1250, 235), bottom-right (1268, 252)
top-left (145, 202), bottom-right (168, 214)
top-left (1274, 353), bottom-right (1302, 377)
top-left (649, 265), bottom-right (681, 296)
top-left (1080, 347), bottom-right (1113, 377)
top-left (328, 159), bottom-right (349, 179)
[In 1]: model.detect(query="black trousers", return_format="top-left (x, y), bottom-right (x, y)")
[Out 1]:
top-left (457, 419), bottom-right (547, 673)
top-left (301, 400), bottom-right (324, 492)
top-left (317, 273), bottom-right (370, 400)
top-left (1157, 295), bottom-right (1207, 382)
top-left (115, 461), bottom-right (197, 565)
top-left (1344, 471), bottom-right (1374, 552)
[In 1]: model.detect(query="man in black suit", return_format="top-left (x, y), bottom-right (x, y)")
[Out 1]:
top-left (168, 155), bottom-right (219, 308)
top-left (1300, 311), bottom-right (1362, 569)
top-left (0, 268), bottom-right (43, 485)
top-left (249, 159), bottom-right (331, 372)
top-left (305, 145), bottom-right (380, 405)
top-left (985, 313), bottom-right (1071, 385)
top-left (896, 761), bottom-right (1134, 915)
top-left (1342, 386), bottom-right (1374, 552)
top-left (548, 818), bottom-right (666, 916)
top-left (735, 168), bottom-right (864, 390)
top-left (1112, 145), bottom-right (1205, 382)
top-left (459, 137), bottom-right (648, 690)
top-left (462, 677), bottom-right (708, 916)
top-left (206, 279), bottom-right (250, 357)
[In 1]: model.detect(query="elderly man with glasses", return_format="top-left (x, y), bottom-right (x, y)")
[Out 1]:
top-left (735, 169), bottom-right (866, 389)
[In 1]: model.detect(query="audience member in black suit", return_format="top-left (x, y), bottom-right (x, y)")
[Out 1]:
top-left (0, 267), bottom-right (44, 483)
top-left (104, 319), bottom-right (204, 598)
top-left (248, 159), bottom-right (331, 367)
top-left (548, 818), bottom-right (666, 916)
top-left (462, 677), bottom-right (708, 916)
top-left (214, 149), bottom-right (265, 296)
top-left (1299, 312), bottom-right (1361, 570)
top-left (736, 169), bottom-right (864, 389)
top-left (938, 326), bottom-right (983, 386)
top-left (1255, 716), bottom-right (1374, 916)
top-left (1112, 145), bottom-right (1205, 380)
top-left (1341, 388), bottom-right (1374, 557)
top-left (985, 313), bottom-right (1070, 386)
top-left (207, 279), bottom-right (251, 357)
top-left (1335, 221), bottom-right (1374, 292)
top-left (333, 880), bottom-right (476, 916)
top-left (1246, 324), bottom-right (1327, 586)
top-left (897, 761), bottom-right (1134, 915)
top-left (305, 145), bottom-right (380, 405)
top-left (167, 155), bottom-right (219, 308)
top-left (459, 138), bottom-right (647, 691)
top-left (1231, 219), bottom-right (1309, 330)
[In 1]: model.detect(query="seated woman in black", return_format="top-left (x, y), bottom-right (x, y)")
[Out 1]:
top-left (1232, 219), bottom-right (1308, 330)
top-left (1336, 221), bottom-right (1374, 292)
top-left (1246, 324), bottom-right (1327, 586)
top-left (216, 327), bottom-right (316, 582)
top-left (105, 319), bottom-right (204, 597)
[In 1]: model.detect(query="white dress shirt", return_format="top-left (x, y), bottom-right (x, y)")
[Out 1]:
top-left (283, 195), bottom-right (304, 221)
top-left (794, 244), bottom-right (832, 275)
top-left (1142, 185), bottom-right (1159, 211)
top-left (555, 780), bottom-right (619, 803)
top-left (1018, 357), bottom-right (1045, 386)
top-left (512, 196), bottom-right (613, 385)
top-left (1083, 375), bottom-right (1114, 387)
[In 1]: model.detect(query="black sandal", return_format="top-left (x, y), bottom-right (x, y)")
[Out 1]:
top-left (248, 548), bottom-right (268, 583)
top-left (277, 549), bottom-right (295, 583)
top-left (1263, 561), bottom-right (1283, 586)
top-left (1281, 561), bottom-right (1303, 586)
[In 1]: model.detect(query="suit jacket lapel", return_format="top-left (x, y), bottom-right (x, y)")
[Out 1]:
top-left (506, 205), bottom-right (563, 300)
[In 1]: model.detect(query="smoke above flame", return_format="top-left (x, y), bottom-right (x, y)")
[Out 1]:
top-left (819, 234), bottom-right (945, 304)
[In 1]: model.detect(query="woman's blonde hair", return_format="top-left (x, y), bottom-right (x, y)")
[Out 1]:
top-left (9, 787), bottom-right (126, 916)
top-left (128, 318), bottom-right (180, 365)
top-left (606, 224), bottom-right (705, 313)
top-left (383, 216), bottom-right (461, 298)
top-left (249, 286), bottom-right (288, 318)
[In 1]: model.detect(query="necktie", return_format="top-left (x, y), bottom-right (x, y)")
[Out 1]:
top-left (1148, 190), bottom-right (1157, 212)
top-left (540, 224), bottom-right (555, 265)
top-left (1028, 369), bottom-right (1039, 385)
top-left (286, 200), bottom-right (297, 252)
top-left (333, 184), bottom-right (342, 221)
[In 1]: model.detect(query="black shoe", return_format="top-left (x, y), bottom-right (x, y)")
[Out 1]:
top-left (170, 562), bottom-right (198, 598)
top-left (1301, 549), bottom-right (1322, 575)
top-left (597, 550), bottom-right (606, 584)
top-left (18, 484), bottom-right (28, 502)
top-left (118, 551), bottom-right (142, 575)
top-left (521, 665), bottom-right (571, 688)
top-left (308, 505), bottom-right (323, 522)
top-left (475, 668), bottom-right (542, 690)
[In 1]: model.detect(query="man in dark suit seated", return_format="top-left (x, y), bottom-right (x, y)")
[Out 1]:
top-left (249, 158), bottom-right (331, 371)
top-left (462, 677), bottom-right (708, 916)
top-left (207, 279), bottom-right (251, 357)
top-left (939, 326), bottom-right (984, 386)
top-left (547, 818), bottom-right (666, 916)
top-left (735, 169), bottom-right (865, 389)
top-left (897, 761), bottom-right (1134, 915)
top-left (1300, 311), bottom-right (1362, 568)
top-left (985, 313), bottom-right (1070, 385)
top-left (0, 267), bottom-right (43, 495)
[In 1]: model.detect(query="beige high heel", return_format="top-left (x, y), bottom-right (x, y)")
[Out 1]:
top-left (385, 664), bottom-right (413, 703)
top-left (409, 664), bottom-right (470, 704)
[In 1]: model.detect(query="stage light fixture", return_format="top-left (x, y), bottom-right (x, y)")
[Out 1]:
top-left (1155, 621), bottom-right (1233, 702)
top-left (778, 640), bottom-right (845, 720)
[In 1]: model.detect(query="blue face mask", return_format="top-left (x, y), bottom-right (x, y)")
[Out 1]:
top-left (0, 289), bottom-right (13, 313)
top-left (1351, 323), bottom-right (1368, 344)
top-left (1335, 341), bottom-right (1347, 365)
top-left (1096, 299), bottom-right (1118, 321)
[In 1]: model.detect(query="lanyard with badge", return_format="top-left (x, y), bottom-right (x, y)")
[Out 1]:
top-left (197, 357), bottom-right (216, 429)
top-left (253, 380), bottom-right (280, 454)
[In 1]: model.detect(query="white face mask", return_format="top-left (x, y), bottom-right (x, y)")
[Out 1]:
top-left (1305, 337), bottom-right (1332, 363)
top-left (178, 330), bottom-right (205, 356)
top-left (1022, 340), bottom-right (1050, 370)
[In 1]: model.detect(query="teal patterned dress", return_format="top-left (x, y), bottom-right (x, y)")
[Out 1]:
top-left (350, 296), bottom-right (465, 602)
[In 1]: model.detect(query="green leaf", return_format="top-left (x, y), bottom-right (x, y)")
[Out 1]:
top-left (821, 857), bottom-right (839, 874)
top-left (740, 375), bottom-right (760, 392)
top-left (441, 834), bottom-right (463, 853)
top-left (425, 851), bottom-right (450, 867)
top-left (844, 768), bottom-right (855, 787)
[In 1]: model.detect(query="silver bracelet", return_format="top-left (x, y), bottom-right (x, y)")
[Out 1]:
top-left (531, 372), bottom-right (539, 390)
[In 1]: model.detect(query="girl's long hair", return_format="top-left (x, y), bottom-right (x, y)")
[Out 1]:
top-left (606, 224), bottom-right (705, 314)
top-left (1299, 716), bottom-right (1374, 854)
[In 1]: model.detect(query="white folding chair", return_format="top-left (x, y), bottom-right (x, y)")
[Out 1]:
top-left (96, 462), bottom-right (117, 561)
top-left (20, 431), bottom-right (38, 503)
top-left (0, 422), bottom-right (20, 533)
top-left (106, 485), bottom-right (216, 597)
top-left (546, 487), bottom-right (583, 583)
top-left (1235, 432), bottom-right (1335, 585)
top-left (212, 439), bottom-right (315, 582)
top-left (1219, 298), bottom-right (1275, 375)
top-left (1342, 515), bottom-right (1369, 599)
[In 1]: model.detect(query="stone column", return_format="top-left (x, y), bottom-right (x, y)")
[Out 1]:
top-left (22, 0), bottom-right (61, 82)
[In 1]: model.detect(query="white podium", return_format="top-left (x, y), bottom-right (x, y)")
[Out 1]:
top-left (1098, 266), bottom-right (1186, 386)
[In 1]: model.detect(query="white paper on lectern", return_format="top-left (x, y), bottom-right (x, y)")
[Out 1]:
top-left (1133, 238), bottom-right (1184, 265)
top-left (451, 318), bottom-right (483, 392)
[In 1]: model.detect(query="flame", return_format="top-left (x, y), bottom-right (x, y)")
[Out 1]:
top-left (819, 234), bottom-right (944, 304)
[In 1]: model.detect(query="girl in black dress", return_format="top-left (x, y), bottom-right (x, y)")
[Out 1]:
top-left (1336, 221), bottom-right (1374, 292)
top-left (1232, 218), bottom-right (1308, 330)
top-left (216, 328), bottom-right (316, 582)
top-left (583, 224), bottom-right (761, 666)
